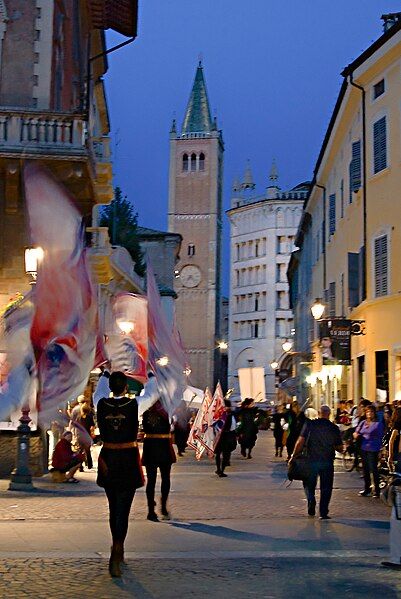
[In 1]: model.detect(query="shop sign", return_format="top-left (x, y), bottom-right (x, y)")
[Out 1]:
top-left (319, 319), bottom-right (351, 365)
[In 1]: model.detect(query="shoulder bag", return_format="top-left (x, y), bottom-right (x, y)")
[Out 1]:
top-left (287, 431), bottom-right (312, 482)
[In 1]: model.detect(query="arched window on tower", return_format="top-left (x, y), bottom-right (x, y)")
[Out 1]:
top-left (199, 152), bottom-right (205, 171)
top-left (190, 153), bottom-right (197, 171)
top-left (182, 154), bottom-right (189, 172)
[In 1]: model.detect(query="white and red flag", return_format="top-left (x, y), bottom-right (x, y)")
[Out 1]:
top-left (201, 382), bottom-right (226, 457)
top-left (187, 387), bottom-right (213, 460)
top-left (104, 292), bottom-right (148, 384)
top-left (147, 261), bottom-right (187, 416)
top-left (25, 163), bottom-right (97, 427)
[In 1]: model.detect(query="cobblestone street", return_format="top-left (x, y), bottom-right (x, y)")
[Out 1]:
top-left (0, 431), bottom-right (398, 598)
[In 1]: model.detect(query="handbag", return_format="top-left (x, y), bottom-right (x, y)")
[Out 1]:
top-left (287, 432), bottom-right (311, 482)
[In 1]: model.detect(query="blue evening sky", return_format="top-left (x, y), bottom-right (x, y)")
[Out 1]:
top-left (105, 1), bottom-right (400, 292)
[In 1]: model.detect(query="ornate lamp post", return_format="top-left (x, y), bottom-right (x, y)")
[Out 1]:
top-left (8, 247), bottom-right (43, 491)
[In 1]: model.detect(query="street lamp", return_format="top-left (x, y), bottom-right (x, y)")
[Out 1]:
top-left (217, 340), bottom-right (228, 351)
top-left (156, 356), bottom-right (169, 367)
top-left (24, 247), bottom-right (43, 282)
top-left (116, 319), bottom-right (135, 335)
top-left (311, 297), bottom-right (325, 320)
top-left (9, 248), bottom-right (43, 491)
top-left (270, 360), bottom-right (279, 370)
top-left (282, 339), bottom-right (293, 353)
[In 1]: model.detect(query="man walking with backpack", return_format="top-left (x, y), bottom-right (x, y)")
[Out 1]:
top-left (288, 405), bottom-right (343, 520)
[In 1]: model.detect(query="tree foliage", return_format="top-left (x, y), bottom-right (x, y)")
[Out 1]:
top-left (100, 187), bottom-right (145, 277)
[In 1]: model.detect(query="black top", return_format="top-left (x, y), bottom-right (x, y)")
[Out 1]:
top-left (300, 418), bottom-right (342, 462)
top-left (142, 406), bottom-right (176, 467)
top-left (96, 396), bottom-right (143, 490)
top-left (97, 396), bottom-right (139, 443)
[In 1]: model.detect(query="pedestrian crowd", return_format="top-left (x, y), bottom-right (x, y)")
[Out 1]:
top-left (48, 371), bottom-right (401, 575)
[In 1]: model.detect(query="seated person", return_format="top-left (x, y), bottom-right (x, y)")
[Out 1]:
top-left (51, 431), bottom-right (84, 483)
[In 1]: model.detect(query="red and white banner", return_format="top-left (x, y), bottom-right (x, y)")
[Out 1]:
top-left (187, 387), bottom-right (213, 460)
top-left (25, 164), bottom-right (97, 427)
top-left (188, 383), bottom-right (227, 459)
top-left (104, 293), bottom-right (148, 384)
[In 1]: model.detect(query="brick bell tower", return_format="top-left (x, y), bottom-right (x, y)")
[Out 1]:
top-left (168, 62), bottom-right (224, 390)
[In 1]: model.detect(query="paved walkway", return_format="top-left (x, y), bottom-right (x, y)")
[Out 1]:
top-left (0, 431), bottom-right (398, 598)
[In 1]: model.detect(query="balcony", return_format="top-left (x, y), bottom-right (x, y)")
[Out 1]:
top-left (0, 110), bottom-right (87, 159)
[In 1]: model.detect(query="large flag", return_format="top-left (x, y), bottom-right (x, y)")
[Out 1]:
top-left (147, 261), bottom-right (186, 416)
top-left (187, 387), bottom-right (213, 460)
top-left (200, 382), bottom-right (226, 457)
top-left (104, 292), bottom-right (148, 383)
top-left (25, 164), bottom-right (97, 427)
top-left (0, 295), bottom-right (36, 421)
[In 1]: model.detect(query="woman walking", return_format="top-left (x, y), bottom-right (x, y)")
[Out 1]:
top-left (96, 371), bottom-right (145, 577)
top-left (215, 400), bottom-right (237, 477)
top-left (272, 404), bottom-right (286, 457)
top-left (285, 400), bottom-right (306, 460)
top-left (354, 404), bottom-right (384, 497)
top-left (388, 407), bottom-right (401, 473)
top-left (238, 398), bottom-right (259, 459)
top-left (142, 400), bottom-right (176, 522)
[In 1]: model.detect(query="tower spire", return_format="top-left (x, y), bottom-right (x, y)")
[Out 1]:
top-left (181, 62), bottom-right (213, 135)
top-left (242, 159), bottom-right (255, 190)
top-left (269, 158), bottom-right (278, 183)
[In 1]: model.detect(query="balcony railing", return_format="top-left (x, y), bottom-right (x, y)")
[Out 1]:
top-left (0, 110), bottom-right (87, 157)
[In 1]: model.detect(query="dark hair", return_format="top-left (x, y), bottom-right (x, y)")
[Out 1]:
top-left (242, 398), bottom-right (253, 407)
top-left (365, 404), bottom-right (377, 419)
top-left (360, 398), bottom-right (372, 407)
top-left (109, 371), bottom-right (128, 395)
top-left (224, 399), bottom-right (232, 408)
top-left (391, 407), bottom-right (401, 429)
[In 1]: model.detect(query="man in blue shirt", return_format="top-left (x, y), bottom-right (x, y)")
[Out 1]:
top-left (289, 405), bottom-right (343, 520)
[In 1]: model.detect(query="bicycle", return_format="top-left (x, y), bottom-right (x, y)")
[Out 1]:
top-left (342, 440), bottom-right (362, 472)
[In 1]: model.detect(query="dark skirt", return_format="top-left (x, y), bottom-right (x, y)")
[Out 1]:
top-left (97, 446), bottom-right (144, 491)
top-left (141, 439), bottom-right (176, 468)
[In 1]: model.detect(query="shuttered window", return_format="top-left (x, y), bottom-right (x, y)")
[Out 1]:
top-left (340, 179), bottom-right (344, 218)
top-left (374, 235), bottom-right (388, 297)
top-left (373, 117), bottom-right (387, 174)
top-left (329, 193), bottom-right (336, 236)
top-left (348, 252), bottom-right (359, 308)
top-left (329, 282), bottom-right (336, 317)
top-left (349, 140), bottom-right (361, 203)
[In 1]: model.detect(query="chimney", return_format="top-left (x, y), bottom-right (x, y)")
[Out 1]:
top-left (381, 13), bottom-right (401, 32)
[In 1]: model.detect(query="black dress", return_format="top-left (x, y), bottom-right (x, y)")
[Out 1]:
top-left (142, 407), bottom-right (176, 468)
top-left (96, 396), bottom-right (144, 491)
top-left (239, 408), bottom-right (258, 449)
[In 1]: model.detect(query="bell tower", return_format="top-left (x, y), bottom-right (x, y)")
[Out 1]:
top-left (168, 62), bottom-right (224, 389)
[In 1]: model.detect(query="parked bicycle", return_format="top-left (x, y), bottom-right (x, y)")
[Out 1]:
top-left (342, 438), bottom-right (361, 472)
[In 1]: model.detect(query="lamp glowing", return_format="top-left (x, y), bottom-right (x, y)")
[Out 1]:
top-left (156, 356), bottom-right (169, 367)
top-left (217, 340), bottom-right (228, 350)
top-left (311, 298), bottom-right (325, 320)
top-left (117, 319), bottom-right (135, 335)
top-left (24, 247), bottom-right (44, 279)
top-left (282, 339), bottom-right (293, 353)
top-left (270, 361), bottom-right (279, 370)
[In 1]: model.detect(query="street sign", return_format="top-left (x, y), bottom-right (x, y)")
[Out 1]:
top-left (319, 319), bottom-right (351, 365)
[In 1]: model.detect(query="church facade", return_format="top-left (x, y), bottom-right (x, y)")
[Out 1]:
top-left (168, 63), bottom-right (223, 390)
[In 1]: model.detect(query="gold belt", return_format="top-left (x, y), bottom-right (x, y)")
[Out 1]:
top-left (144, 434), bottom-right (172, 439)
top-left (103, 441), bottom-right (138, 449)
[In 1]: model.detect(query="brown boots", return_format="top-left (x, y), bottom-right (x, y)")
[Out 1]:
top-left (109, 541), bottom-right (124, 577)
